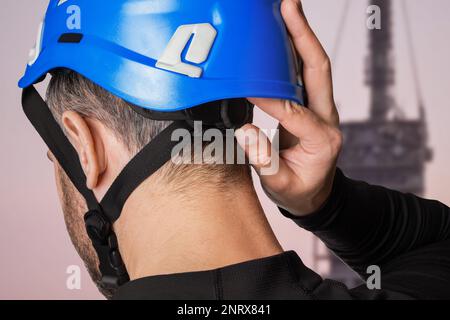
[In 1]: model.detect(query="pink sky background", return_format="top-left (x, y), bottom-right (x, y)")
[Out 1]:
top-left (1, 0), bottom-right (449, 299)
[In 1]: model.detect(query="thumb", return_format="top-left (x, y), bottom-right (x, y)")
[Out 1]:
top-left (235, 124), bottom-right (272, 174)
top-left (235, 124), bottom-right (291, 180)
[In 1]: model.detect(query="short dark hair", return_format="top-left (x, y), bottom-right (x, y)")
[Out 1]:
top-left (46, 69), bottom-right (251, 188)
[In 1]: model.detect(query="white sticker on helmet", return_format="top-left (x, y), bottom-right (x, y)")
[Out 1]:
top-left (156, 23), bottom-right (217, 78)
top-left (28, 21), bottom-right (44, 66)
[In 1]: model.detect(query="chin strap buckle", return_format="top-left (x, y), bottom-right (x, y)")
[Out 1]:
top-left (84, 210), bottom-right (129, 289)
top-left (84, 210), bottom-right (110, 244)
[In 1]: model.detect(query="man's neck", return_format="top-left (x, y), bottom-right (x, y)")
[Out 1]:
top-left (114, 178), bottom-right (283, 280)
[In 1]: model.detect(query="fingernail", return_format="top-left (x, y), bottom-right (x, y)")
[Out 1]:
top-left (235, 128), bottom-right (246, 146)
top-left (235, 128), bottom-right (257, 146)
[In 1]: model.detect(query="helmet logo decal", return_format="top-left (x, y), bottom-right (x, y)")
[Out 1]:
top-left (28, 21), bottom-right (44, 66)
top-left (156, 23), bottom-right (217, 78)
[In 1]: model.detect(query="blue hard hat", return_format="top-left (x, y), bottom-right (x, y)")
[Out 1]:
top-left (19, 0), bottom-right (304, 112)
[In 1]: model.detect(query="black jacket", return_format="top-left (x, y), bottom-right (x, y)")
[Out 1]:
top-left (113, 169), bottom-right (450, 300)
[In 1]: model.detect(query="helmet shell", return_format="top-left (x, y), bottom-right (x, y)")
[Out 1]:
top-left (19, 0), bottom-right (304, 111)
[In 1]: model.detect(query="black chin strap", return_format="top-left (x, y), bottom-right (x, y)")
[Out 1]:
top-left (22, 86), bottom-right (193, 288)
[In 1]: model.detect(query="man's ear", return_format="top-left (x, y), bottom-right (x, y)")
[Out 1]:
top-left (61, 111), bottom-right (106, 190)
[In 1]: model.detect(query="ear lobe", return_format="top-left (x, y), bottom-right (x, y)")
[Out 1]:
top-left (61, 111), bottom-right (102, 190)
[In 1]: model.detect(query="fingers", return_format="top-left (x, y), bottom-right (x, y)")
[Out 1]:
top-left (248, 98), bottom-right (299, 150)
top-left (278, 124), bottom-right (299, 150)
top-left (282, 0), bottom-right (327, 70)
top-left (281, 0), bottom-right (339, 128)
top-left (235, 124), bottom-right (293, 184)
top-left (248, 97), bottom-right (289, 123)
top-left (248, 98), bottom-right (326, 146)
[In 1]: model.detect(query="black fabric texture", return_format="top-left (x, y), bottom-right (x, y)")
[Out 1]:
top-left (280, 168), bottom-right (450, 300)
top-left (113, 251), bottom-right (411, 300)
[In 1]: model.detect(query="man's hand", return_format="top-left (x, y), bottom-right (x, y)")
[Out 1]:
top-left (235, 0), bottom-right (342, 217)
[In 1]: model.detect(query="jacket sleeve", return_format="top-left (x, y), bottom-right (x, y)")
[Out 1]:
top-left (280, 168), bottom-right (450, 299)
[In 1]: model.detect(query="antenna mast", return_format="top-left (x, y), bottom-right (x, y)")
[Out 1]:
top-left (366, 0), bottom-right (395, 121)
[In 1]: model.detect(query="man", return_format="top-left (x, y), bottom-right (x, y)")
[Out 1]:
top-left (21, 0), bottom-right (450, 300)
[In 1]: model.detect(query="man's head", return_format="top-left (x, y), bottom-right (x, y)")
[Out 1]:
top-left (46, 69), bottom-right (252, 297)
top-left (18, 0), bottom-right (306, 300)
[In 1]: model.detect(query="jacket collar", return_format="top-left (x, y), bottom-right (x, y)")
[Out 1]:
top-left (113, 251), bottom-right (322, 300)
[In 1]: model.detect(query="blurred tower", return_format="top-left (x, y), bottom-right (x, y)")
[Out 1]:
top-left (313, 0), bottom-right (432, 287)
